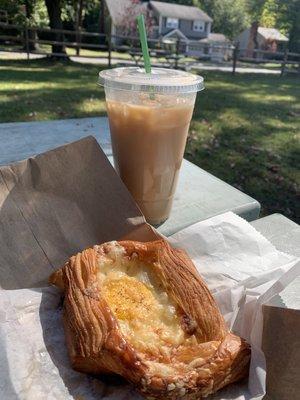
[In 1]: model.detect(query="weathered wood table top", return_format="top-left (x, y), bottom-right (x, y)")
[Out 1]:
top-left (0, 117), bottom-right (260, 236)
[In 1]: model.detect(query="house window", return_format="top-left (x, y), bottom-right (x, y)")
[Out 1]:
top-left (166, 17), bottom-right (179, 29)
top-left (193, 20), bottom-right (205, 32)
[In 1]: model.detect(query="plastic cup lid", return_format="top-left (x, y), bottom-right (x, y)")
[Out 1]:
top-left (98, 67), bottom-right (204, 94)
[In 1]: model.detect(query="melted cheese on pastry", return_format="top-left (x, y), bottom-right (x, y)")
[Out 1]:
top-left (97, 241), bottom-right (185, 359)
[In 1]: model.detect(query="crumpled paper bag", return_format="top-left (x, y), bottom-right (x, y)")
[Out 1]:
top-left (1, 212), bottom-right (299, 400)
top-left (170, 212), bottom-right (300, 399)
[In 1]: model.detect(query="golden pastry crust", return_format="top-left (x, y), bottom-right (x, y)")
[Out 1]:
top-left (50, 240), bottom-right (250, 399)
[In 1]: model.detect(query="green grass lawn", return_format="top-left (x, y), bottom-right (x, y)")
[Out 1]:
top-left (0, 58), bottom-right (299, 223)
top-left (1, 44), bottom-right (132, 59)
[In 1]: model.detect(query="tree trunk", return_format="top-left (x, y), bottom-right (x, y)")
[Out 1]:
top-left (98, 0), bottom-right (106, 45)
top-left (99, 0), bottom-right (105, 34)
top-left (288, 13), bottom-right (300, 53)
top-left (75, 0), bottom-right (84, 55)
top-left (45, 0), bottom-right (67, 57)
top-left (247, 21), bottom-right (258, 58)
top-left (24, 0), bottom-right (39, 51)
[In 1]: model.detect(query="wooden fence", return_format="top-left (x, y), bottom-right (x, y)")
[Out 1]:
top-left (1, 21), bottom-right (299, 76)
top-left (232, 44), bottom-right (300, 76)
top-left (0, 22), bottom-right (112, 62)
top-left (0, 21), bottom-right (185, 68)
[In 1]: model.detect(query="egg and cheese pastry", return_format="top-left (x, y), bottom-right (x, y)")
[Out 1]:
top-left (50, 240), bottom-right (250, 399)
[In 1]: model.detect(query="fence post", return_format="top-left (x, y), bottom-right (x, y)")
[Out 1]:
top-left (175, 39), bottom-right (180, 69)
top-left (232, 42), bottom-right (239, 75)
top-left (24, 25), bottom-right (30, 60)
top-left (76, 29), bottom-right (81, 56)
top-left (281, 47), bottom-right (288, 77)
top-left (108, 33), bottom-right (112, 68)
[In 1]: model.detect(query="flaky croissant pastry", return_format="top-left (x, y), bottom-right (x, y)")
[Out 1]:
top-left (50, 240), bottom-right (250, 399)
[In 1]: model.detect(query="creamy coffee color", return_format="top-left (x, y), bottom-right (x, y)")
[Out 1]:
top-left (107, 97), bottom-right (194, 224)
top-left (99, 67), bottom-right (203, 224)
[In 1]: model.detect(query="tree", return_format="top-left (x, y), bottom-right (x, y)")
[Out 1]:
top-left (287, 1), bottom-right (300, 52)
top-left (260, 0), bottom-right (278, 27)
top-left (274, 0), bottom-right (300, 53)
top-left (0, 0), bottom-right (47, 51)
top-left (44, 0), bottom-right (67, 57)
top-left (118, 0), bottom-right (155, 38)
top-left (99, 0), bottom-right (105, 34)
top-left (199, 0), bottom-right (250, 39)
top-left (74, 0), bottom-right (84, 55)
top-left (24, 0), bottom-right (40, 51)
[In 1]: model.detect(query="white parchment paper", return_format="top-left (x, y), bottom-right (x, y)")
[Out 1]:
top-left (0, 212), bottom-right (299, 400)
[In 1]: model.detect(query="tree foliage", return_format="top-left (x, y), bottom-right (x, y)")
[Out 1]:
top-left (0, 0), bottom-right (48, 26)
top-left (245, 0), bottom-right (266, 22)
top-left (266, 0), bottom-right (300, 52)
top-left (199, 0), bottom-right (250, 39)
top-left (260, 0), bottom-right (278, 27)
top-left (117, 0), bottom-right (155, 37)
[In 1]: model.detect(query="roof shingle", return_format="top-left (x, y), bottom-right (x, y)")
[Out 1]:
top-left (258, 27), bottom-right (288, 42)
top-left (150, 1), bottom-right (212, 22)
top-left (199, 33), bottom-right (230, 43)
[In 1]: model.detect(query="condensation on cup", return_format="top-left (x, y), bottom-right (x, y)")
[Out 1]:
top-left (99, 67), bottom-right (204, 225)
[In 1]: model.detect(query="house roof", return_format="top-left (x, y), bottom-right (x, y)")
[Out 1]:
top-left (258, 27), bottom-right (288, 42)
top-left (162, 29), bottom-right (188, 41)
top-left (199, 33), bottom-right (230, 43)
top-left (150, 1), bottom-right (212, 22)
top-left (105, 0), bottom-right (147, 25)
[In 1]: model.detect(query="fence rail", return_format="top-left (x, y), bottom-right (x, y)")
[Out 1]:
top-left (232, 43), bottom-right (300, 76)
top-left (0, 21), bottom-right (299, 75)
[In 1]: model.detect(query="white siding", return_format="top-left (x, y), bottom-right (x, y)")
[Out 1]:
top-left (206, 22), bottom-right (211, 35)
top-left (236, 28), bottom-right (251, 50)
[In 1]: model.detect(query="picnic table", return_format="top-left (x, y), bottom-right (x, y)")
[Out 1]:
top-left (128, 49), bottom-right (144, 65)
top-left (128, 49), bottom-right (184, 68)
top-left (0, 115), bottom-right (298, 249)
top-left (0, 117), bottom-right (260, 236)
top-left (0, 116), bottom-right (299, 399)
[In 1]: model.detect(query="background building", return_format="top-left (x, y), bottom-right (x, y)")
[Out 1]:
top-left (236, 27), bottom-right (288, 58)
top-left (105, 0), bottom-right (231, 61)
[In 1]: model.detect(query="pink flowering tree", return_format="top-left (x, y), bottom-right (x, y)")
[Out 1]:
top-left (118, 0), bottom-right (155, 38)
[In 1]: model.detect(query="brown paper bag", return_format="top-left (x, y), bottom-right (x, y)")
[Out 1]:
top-left (0, 136), bottom-right (159, 290)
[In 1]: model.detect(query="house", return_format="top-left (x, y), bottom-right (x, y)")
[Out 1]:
top-left (236, 27), bottom-right (288, 57)
top-left (149, 0), bottom-right (212, 41)
top-left (188, 33), bottom-right (233, 62)
top-left (105, 0), bottom-right (230, 60)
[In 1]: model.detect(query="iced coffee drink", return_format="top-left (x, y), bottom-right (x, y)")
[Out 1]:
top-left (99, 67), bottom-right (204, 225)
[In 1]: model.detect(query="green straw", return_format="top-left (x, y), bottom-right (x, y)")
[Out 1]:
top-left (137, 14), bottom-right (152, 74)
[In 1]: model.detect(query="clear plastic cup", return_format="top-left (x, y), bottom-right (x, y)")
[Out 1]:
top-left (99, 67), bottom-right (204, 225)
